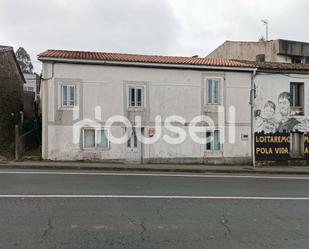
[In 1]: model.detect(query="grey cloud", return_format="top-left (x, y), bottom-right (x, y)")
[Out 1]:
top-left (1, 0), bottom-right (309, 72)
top-left (0, 0), bottom-right (181, 72)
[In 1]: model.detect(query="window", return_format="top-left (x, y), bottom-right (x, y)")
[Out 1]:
top-left (129, 87), bottom-right (143, 107)
top-left (62, 85), bottom-right (76, 107)
top-left (96, 129), bottom-right (109, 148)
top-left (207, 79), bottom-right (220, 104)
top-left (290, 132), bottom-right (304, 157)
top-left (24, 86), bottom-right (34, 92)
top-left (83, 128), bottom-right (109, 149)
top-left (206, 129), bottom-right (221, 151)
top-left (290, 82), bottom-right (304, 115)
top-left (291, 56), bottom-right (302, 64)
top-left (83, 129), bottom-right (95, 148)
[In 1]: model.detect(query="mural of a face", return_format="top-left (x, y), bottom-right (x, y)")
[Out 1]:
top-left (264, 105), bottom-right (275, 119)
top-left (278, 93), bottom-right (290, 118)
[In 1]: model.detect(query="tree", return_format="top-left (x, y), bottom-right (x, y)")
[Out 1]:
top-left (258, 36), bottom-right (266, 42)
top-left (15, 47), bottom-right (33, 73)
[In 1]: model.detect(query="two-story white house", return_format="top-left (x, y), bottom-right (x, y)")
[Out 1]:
top-left (38, 50), bottom-right (255, 164)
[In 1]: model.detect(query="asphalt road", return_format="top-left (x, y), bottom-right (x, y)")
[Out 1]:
top-left (0, 170), bottom-right (309, 249)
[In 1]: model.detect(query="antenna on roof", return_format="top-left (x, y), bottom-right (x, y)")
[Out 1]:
top-left (261, 19), bottom-right (269, 41)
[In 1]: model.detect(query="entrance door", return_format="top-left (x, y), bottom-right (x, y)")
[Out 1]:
top-left (126, 127), bottom-right (142, 163)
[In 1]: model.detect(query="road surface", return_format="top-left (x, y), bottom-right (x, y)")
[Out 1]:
top-left (0, 170), bottom-right (309, 248)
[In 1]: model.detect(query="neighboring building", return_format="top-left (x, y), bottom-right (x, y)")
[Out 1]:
top-left (247, 61), bottom-right (309, 163)
top-left (24, 73), bottom-right (39, 100)
top-left (208, 39), bottom-right (309, 64)
top-left (22, 73), bottom-right (39, 130)
top-left (38, 49), bottom-right (255, 164)
top-left (0, 46), bottom-right (25, 154)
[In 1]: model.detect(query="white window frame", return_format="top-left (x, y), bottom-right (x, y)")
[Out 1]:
top-left (205, 78), bottom-right (222, 105)
top-left (290, 82), bottom-right (304, 107)
top-left (290, 82), bottom-right (305, 116)
top-left (82, 128), bottom-right (110, 150)
top-left (128, 86), bottom-right (144, 108)
top-left (61, 84), bottom-right (76, 107)
top-left (205, 128), bottom-right (221, 151)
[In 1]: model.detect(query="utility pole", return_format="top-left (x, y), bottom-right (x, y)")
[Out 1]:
top-left (261, 19), bottom-right (269, 41)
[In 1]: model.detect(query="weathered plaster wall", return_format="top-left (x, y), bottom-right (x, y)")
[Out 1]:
top-left (208, 40), bottom-right (291, 63)
top-left (42, 62), bottom-right (252, 163)
top-left (254, 73), bottom-right (309, 133)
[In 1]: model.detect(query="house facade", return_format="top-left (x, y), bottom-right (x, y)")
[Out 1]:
top-left (38, 50), bottom-right (255, 164)
top-left (252, 62), bottom-right (309, 163)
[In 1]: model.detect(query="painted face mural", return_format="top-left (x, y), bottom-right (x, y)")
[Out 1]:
top-left (256, 100), bottom-right (278, 134)
top-left (255, 90), bottom-right (308, 161)
top-left (278, 92), bottom-right (290, 119)
top-left (255, 92), bottom-right (301, 133)
top-left (264, 101), bottom-right (275, 119)
top-left (276, 92), bottom-right (300, 133)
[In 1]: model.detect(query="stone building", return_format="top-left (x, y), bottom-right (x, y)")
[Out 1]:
top-left (208, 39), bottom-right (309, 64)
top-left (0, 46), bottom-right (25, 155)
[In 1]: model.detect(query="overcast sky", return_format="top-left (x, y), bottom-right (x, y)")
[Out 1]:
top-left (1, 0), bottom-right (309, 72)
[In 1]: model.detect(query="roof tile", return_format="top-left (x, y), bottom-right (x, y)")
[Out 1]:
top-left (38, 49), bottom-right (254, 68)
top-left (235, 60), bottom-right (309, 72)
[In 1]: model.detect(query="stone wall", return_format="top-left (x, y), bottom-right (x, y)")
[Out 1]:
top-left (0, 50), bottom-right (24, 154)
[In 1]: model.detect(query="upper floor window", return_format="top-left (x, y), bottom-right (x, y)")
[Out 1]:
top-left (207, 79), bottom-right (220, 104)
top-left (129, 87), bottom-right (143, 107)
top-left (290, 82), bottom-right (304, 115)
top-left (62, 85), bottom-right (76, 107)
top-left (206, 129), bottom-right (221, 151)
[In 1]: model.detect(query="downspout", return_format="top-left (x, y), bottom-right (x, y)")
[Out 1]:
top-left (39, 62), bottom-right (55, 159)
top-left (251, 69), bottom-right (257, 167)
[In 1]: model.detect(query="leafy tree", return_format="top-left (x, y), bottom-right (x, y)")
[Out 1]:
top-left (15, 47), bottom-right (33, 73)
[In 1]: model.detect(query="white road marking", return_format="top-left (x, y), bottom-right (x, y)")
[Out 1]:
top-left (0, 195), bottom-right (308, 200)
top-left (0, 170), bottom-right (308, 180)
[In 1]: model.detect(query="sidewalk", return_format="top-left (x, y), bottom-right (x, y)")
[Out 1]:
top-left (1, 160), bottom-right (309, 175)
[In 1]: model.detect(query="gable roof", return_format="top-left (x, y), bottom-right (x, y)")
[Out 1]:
top-left (38, 49), bottom-right (255, 70)
top-left (0, 45), bottom-right (26, 83)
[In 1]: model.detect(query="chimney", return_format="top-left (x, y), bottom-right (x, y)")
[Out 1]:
top-left (256, 54), bottom-right (265, 62)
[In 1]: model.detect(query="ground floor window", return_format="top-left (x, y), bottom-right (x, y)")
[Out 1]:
top-left (206, 129), bottom-right (221, 151)
top-left (290, 132), bottom-right (304, 157)
top-left (83, 128), bottom-right (109, 149)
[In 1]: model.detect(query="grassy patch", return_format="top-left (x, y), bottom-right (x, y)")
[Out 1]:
top-left (0, 148), bottom-right (14, 161)
top-left (22, 147), bottom-right (42, 161)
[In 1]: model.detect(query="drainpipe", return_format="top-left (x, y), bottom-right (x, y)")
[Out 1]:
top-left (251, 69), bottom-right (257, 167)
top-left (39, 62), bottom-right (55, 160)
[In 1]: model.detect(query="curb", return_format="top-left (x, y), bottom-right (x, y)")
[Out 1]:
top-left (1, 163), bottom-right (309, 175)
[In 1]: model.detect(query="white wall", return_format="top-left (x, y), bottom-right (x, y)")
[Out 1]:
top-left (255, 73), bottom-right (309, 133)
top-left (42, 62), bottom-right (252, 163)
